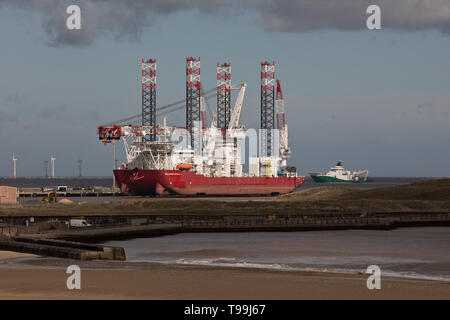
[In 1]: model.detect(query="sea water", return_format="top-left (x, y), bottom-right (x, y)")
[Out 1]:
top-left (105, 227), bottom-right (450, 281)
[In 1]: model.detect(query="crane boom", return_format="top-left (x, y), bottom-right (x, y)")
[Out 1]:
top-left (275, 80), bottom-right (290, 159)
top-left (228, 83), bottom-right (247, 129)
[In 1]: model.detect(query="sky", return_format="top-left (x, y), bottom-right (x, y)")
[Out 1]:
top-left (0, 0), bottom-right (449, 177)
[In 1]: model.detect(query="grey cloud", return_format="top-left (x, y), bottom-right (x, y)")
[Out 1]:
top-left (1, 0), bottom-right (450, 46)
top-left (245, 0), bottom-right (450, 34)
top-left (0, 0), bottom-right (226, 46)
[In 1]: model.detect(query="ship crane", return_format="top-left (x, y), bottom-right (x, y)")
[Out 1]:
top-left (209, 83), bottom-right (246, 129)
top-left (200, 84), bottom-right (212, 130)
top-left (352, 169), bottom-right (370, 182)
top-left (98, 84), bottom-right (247, 142)
top-left (97, 83), bottom-right (247, 173)
top-left (204, 83), bottom-right (247, 159)
top-left (275, 80), bottom-right (290, 164)
top-left (228, 83), bottom-right (247, 130)
top-left (96, 58), bottom-right (306, 196)
top-left (101, 87), bottom-right (217, 127)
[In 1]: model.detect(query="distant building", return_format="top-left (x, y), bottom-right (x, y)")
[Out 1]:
top-left (0, 186), bottom-right (17, 205)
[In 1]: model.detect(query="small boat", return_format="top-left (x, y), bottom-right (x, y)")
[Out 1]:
top-left (309, 161), bottom-right (370, 183)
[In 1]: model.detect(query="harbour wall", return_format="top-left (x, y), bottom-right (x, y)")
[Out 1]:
top-left (1, 212), bottom-right (449, 242)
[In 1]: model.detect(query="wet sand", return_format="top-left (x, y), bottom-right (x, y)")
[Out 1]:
top-left (0, 250), bottom-right (37, 260)
top-left (0, 262), bottom-right (449, 299)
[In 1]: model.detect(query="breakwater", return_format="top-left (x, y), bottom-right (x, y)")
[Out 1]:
top-left (0, 237), bottom-right (125, 260)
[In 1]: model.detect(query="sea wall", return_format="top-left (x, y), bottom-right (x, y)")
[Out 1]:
top-left (0, 237), bottom-right (125, 261)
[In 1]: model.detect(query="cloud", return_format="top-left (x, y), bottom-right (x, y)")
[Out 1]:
top-left (0, 0), bottom-right (227, 46)
top-left (1, 0), bottom-right (450, 46)
top-left (245, 0), bottom-right (450, 34)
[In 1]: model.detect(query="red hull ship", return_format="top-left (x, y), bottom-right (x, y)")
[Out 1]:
top-left (115, 169), bottom-right (305, 196)
top-left (99, 58), bottom-right (305, 197)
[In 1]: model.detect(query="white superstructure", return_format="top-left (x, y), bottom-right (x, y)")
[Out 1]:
top-left (310, 161), bottom-right (369, 182)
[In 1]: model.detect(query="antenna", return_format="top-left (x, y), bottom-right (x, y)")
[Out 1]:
top-left (50, 156), bottom-right (56, 179)
top-left (12, 153), bottom-right (17, 179)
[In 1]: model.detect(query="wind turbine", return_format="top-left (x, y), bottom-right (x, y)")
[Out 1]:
top-left (77, 158), bottom-right (83, 177)
top-left (12, 153), bottom-right (17, 179)
top-left (50, 156), bottom-right (56, 179)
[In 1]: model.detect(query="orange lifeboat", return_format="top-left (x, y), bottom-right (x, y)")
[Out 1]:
top-left (177, 163), bottom-right (193, 170)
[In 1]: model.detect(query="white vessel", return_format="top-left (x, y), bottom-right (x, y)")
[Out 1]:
top-left (310, 161), bottom-right (370, 183)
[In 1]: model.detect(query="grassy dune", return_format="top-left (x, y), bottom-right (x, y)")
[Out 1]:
top-left (280, 178), bottom-right (450, 213)
top-left (284, 178), bottom-right (450, 201)
top-left (1, 179), bottom-right (449, 216)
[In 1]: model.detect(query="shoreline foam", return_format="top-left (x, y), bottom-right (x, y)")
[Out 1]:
top-left (0, 263), bottom-right (449, 299)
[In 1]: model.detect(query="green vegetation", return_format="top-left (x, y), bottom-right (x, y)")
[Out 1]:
top-left (280, 178), bottom-right (450, 213)
top-left (284, 178), bottom-right (450, 201)
top-left (1, 179), bottom-right (449, 217)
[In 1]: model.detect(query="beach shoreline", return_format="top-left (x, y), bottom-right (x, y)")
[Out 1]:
top-left (0, 250), bottom-right (37, 261)
top-left (0, 251), bottom-right (449, 300)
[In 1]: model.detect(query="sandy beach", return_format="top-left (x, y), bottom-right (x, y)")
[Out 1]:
top-left (0, 250), bottom-right (37, 261)
top-left (0, 251), bottom-right (449, 300)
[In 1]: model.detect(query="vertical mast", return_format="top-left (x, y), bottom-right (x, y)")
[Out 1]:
top-left (217, 63), bottom-right (232, 173)
top-left (142, 58), bottom-right (156, 142)
top-left (186, 57), bottom-right (201, 148)
top-left (260, 61), bottom-right (275, 157)
top-left (216, 63), bottom-right (231, 130)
